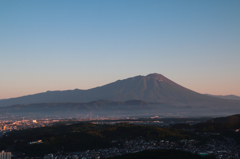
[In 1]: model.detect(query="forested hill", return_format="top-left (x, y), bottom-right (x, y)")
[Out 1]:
top-left (209, 114), bottom-right (240, 123)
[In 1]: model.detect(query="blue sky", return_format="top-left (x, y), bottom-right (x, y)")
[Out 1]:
top-left (1, 0), bottom-right (240, 99)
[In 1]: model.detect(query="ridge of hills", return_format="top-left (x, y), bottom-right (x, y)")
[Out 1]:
top-left (205, 94), bottom-right (240, 101)
top-left (5, 100), bottom-right (149, 109)
top-left (0, 73), bottom-right (240, 108)
top-left (0, 99), bottom-right (158, 119)
top-left (209, 114), bottom-right (240, 123)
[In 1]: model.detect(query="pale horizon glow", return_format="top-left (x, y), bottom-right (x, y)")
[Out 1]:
top-left (1, 0), bottom-right (240, 99)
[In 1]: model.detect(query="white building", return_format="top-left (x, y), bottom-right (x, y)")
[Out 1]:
top-left (0, 151), bottom-right (11, 159)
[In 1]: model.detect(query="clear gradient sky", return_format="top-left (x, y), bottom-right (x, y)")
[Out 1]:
top-left (1, 0), bottom-right (240, 99)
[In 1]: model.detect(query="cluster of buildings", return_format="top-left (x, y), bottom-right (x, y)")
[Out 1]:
top-left (0, 151), bottom-right (11, 159)
top-left (0, 119), bottom-right (60, 134)
top-left (38, 136), bottom-right (240, 159)
top-left (1, 117), bottom-right (239, 159)
top-left (28, 140), bottom-right (43, 145)
top-left (193, 136), bottom-right (240, 159)
top-left (0, 117), bottom-right (202, 136)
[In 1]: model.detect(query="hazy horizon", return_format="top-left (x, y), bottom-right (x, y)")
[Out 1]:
top-left (1, 0), bottom-right (240, 99)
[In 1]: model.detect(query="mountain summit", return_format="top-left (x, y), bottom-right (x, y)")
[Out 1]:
top-left (0, 73), bottom-right (237, 107)
top-left (92, 73), bottom-right (214, 104)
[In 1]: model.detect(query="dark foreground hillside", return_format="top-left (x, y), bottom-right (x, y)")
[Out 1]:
top-left (1, 115), bottom-right (240, 158)
top-left (0, 122), bottom-right (202, 157)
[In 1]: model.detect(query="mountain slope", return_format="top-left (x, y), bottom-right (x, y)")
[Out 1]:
top-left (0, 73), bottom-right (239, 107)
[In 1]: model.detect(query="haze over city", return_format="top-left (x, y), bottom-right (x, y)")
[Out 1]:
top-left (1, 0), bottom-right (240, 99)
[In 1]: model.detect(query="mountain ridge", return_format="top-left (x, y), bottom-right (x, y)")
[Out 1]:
top-left (0, 73), bottom-right (239, 107)
top-left (205, 94), bottom-right (240, 101)
top-left (4, 99), bottom-right (150, 109)
top-left (209, 114), bottom-right (240, 123)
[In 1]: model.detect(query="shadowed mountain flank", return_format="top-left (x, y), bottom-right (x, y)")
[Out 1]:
top-left (0, 73), bottom-right (239, 107)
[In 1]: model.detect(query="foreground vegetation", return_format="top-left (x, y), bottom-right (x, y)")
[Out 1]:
top-left (1, 122), bottom-right (203, 156)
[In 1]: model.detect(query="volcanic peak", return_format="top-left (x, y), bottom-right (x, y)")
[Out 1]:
top-left (145, 73), bottom-right (165, 81)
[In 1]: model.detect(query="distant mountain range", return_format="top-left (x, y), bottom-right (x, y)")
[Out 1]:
top-left (0, 73), bottom-right (240, 108)
top-left (205, 94), bottom-right (240, 101)
top-left (7, 100), bottom-right (149, 109)
top-left (0, 100), bottom-right (163, 119)
top-left (1, 99), bottom-right (238, 119)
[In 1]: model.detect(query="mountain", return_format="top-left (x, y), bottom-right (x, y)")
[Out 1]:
top-left (0, 73), bottom-right (239, 107)
top-left (205, 94), bottom-right (240, 101)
